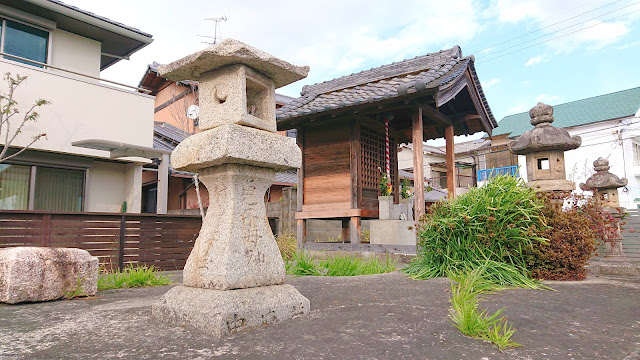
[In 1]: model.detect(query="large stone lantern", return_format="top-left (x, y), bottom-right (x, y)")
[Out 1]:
top-left (509, 102), bottom-right (581, 193)
top-left (152, 39), bottom-right (310, 338)
top-left (580, 157), bottom-right (628, 260)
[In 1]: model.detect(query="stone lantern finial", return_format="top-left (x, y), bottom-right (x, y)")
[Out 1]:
top-left (529, 102), bottom-right (554, 126)
top-left (508, 102), bottom-right (581, 193)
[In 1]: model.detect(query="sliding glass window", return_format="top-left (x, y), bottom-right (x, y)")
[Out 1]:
top-left (0, 164), bottom-right (31, 210)
top-left (1, 19), bottom-right (49, 67)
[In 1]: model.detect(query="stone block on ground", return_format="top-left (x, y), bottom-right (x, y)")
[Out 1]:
top-left (0, 247), bottom-right (98, 304)
top-left (152, 284), bottom-right (309, 338)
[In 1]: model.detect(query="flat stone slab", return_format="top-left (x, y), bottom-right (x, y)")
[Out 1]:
top-left (152, 284), bottom-right (309, 338)
top-left (158, 39), bottom-right (309, 89)
top-left (170, 124), bottom-right (301, 173)
top-left (0, 247), bottom-right (98, 304)
top-left (2, 272), bottom-right (640, 359)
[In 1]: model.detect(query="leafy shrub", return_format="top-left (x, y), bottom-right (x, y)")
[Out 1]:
top-left (403, 175), bottom-right (547, 287)
top-left (523, 197), bottom-right (598, 280)
top-left (276, 232), bottom-right (297, 261)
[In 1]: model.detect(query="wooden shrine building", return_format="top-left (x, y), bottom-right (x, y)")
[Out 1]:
top-left (276, 46), bottom-right (497, 246)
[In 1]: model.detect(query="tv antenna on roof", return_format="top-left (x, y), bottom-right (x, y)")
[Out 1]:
top-left (197, 16), bottom-right (227, 45)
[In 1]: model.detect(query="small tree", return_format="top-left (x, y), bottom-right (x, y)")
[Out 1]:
top-left (0, 72), bottom-right (49, 163)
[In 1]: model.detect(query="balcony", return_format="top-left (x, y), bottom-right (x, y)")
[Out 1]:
top-left (477, 166), bottom-right (519, 182)
top-left (0, 54), bottom-right (154, 159)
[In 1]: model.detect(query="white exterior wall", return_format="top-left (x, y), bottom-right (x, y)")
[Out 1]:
top-left (85, 161), bottom-right (142, 213)
top-left (0, 59), bottom-right (154, 156)
top-left (518, 115), bottom-right (640, 209)
top-left (50, 28), bottom-right (101, 78)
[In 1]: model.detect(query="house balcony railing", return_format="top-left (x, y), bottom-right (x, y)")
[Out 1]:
top-left (477, 166), bottom-right (519, 182)
top-left (429, 174), bottom-right (477, 189)
top-left (0, 52), bottom-right (154, 158)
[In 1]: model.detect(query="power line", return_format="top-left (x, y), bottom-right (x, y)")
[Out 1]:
top-left (476, 7), bottom-right (640, 64)
top-left (475, 1), bottom-right (640, 61)
top-left (469, 0), bottom-right (627, 55)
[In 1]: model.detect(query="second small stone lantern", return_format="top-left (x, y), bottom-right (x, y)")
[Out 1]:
top-left (580, 157), bottom-right (628, 260)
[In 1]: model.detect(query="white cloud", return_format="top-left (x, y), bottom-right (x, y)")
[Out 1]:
top-left (525, 55), bottom-right (544, 66)
top-left (535, 94), bottom-right (560, 103)
top-left (61, 0), bottom-right (486, 97)
top-left (481, 78), bottom-right (501, 89)
top-left (508, 104), bottom-right (529, 114)
top-left (488, 0), bottom-right (639, 54)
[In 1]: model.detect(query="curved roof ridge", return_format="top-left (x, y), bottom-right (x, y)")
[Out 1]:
top-left (300, 46), bottom-right (461, 97)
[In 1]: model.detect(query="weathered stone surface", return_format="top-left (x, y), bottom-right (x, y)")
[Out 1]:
top-left (0, 247), bottom-right (98, 304)
top-left (197, 65), bottom-right (277, 132)
top-left (182, 164), bottom-right (285, 290)
top-left (170, 124), bottom-right (301, 173)
top-left (152, 284), bottom-right (309, 338)
top-left (158, 39), bottom-right (309, 89)
top-left (509, 102), bottom-right (581, 155)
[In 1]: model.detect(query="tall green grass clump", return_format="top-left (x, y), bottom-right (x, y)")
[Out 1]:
top-left (98, 264), bottom-right (171, 290)
top-left (286, 251), bottom-right (396, 277)
top-left (403, 175), bottom-right (547, 288)
top-left (448, 265), bottom-right (520, 350)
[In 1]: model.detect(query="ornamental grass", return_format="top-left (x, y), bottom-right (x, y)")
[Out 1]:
top-left (403, 175), bottom-right (547, 289)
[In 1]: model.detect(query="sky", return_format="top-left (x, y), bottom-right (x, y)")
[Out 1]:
top-left (65, 0), bottom-right (640, 144)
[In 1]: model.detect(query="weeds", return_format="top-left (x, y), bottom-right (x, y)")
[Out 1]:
top-left (286, 251), bottom-right (396, 277)
top-left (448, 265), bottom-right (521, 351)
top-left (63, 277), bottom-right (87, 299)
top-left (98, 265), bottom-right (171, 291)
top-left (276, 232), bottom-right (297, 261)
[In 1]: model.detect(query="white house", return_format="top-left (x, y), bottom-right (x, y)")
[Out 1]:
top-left (0, 0), bottom-right (157, 213)
top-left (493, 87), bottom-right (640, 209)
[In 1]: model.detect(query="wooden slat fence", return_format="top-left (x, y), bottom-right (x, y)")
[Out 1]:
top-left (0, 210), bottom-right (201, 271)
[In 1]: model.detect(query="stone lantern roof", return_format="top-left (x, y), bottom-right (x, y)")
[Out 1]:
top-left (580, 157), bottom-right (628, 191)
top-left (509, 102), bottom-right (582, 155)
top-left (158, 39), bottom-right (309, 89)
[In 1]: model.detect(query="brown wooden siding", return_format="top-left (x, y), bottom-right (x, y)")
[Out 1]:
top-left (303, 121), bottom-right (351, 206)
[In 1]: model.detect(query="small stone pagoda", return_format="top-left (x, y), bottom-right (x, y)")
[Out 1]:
top-left (580, 157), bottom-right (628, 260)
top-left (509, 102), bottom-right (581, 193)
top-left (152, 39), bottom-right (310, 338)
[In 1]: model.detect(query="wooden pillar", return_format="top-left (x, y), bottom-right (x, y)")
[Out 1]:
top-left (349, 216), bottom-right (361, 244)
top-left (412, 107), bottom-right (425, 219)
top-left (296, 127), bottom-right (306, 248)
top-left (350, 118), bottom-right (361, 209)
top-left (341, 219), bottom-right (349, 243)
top-left (445, 125), bottom-right (455, 199)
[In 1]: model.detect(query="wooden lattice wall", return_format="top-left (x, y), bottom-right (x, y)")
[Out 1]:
top-left (359, 125), bottom-right (397, 204)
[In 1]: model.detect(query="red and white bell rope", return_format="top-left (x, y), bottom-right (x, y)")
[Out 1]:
top-left (385, 117), bottom-right (390, 176)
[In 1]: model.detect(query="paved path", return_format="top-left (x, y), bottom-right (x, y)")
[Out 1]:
top-left (1, 272), bottom-right (639, 359)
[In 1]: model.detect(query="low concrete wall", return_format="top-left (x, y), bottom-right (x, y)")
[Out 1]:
top-left (369, 220), bottom-right (416, 246)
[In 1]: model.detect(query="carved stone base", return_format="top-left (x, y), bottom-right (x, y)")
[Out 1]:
top-left (152, 284), bottom-right (309, 338)
top-left (603, 239), bottom-right (627, 262)
top-left (182, 164), bottom-right (285, 290)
